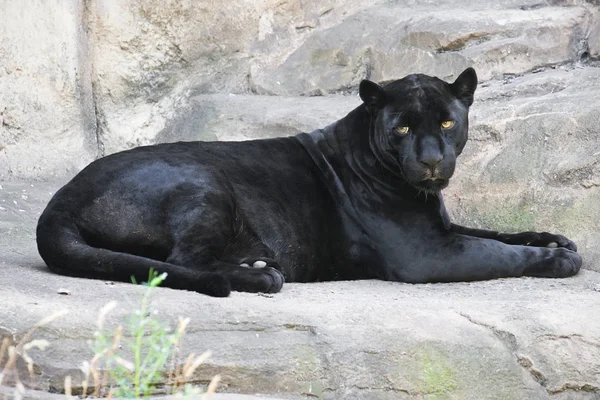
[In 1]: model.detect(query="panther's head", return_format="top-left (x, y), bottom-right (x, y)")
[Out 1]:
top-left (359, 67), bottom-right (478, 193)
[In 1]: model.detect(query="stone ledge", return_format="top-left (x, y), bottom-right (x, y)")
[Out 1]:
top-left (1, 180), bottom-right (599, 399)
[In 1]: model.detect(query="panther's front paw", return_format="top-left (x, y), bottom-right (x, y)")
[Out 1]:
top-left (525, 248), bottom-right (582, 278)
top-left (526, 232), bottom-right (577, 252)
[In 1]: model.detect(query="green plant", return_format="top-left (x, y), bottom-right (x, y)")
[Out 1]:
top-left (0, 269), bottom-right (218, 399)
top-left (79, 269), bottom-right (219, 398)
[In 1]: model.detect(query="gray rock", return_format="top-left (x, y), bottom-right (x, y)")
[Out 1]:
top-left (158, 94), bottom-right (360, 143)
top-left (88, 0), bottom-right (265, 155)
top-left (0, 180), bottom-right (599, 399)
top-left (589, 7), bottom-right (600, 59)
top-left (0, 385), bottom-right (293, 400)
top-left (0, 2), bottom-right (97, 180)
top-left (1, 1), bottom-right (600, 398)
top-left (2, 0), bottom-right (599, 172)
top-left (250, 3), bottom-right (596, 95)
top-left (88, 0), bottom-right (383, 155)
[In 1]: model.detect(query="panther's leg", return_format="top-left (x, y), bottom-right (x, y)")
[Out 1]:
top-left (436, 193), bottom-right (576, 251)
top-left (222, 241), bottom-right (287, 278)
top-left (391, 232), bottom-right (582, 283)
top-left (167, 254), bottom-right (284, 293)
top-left (167, 238), bottom-right (285, 294)
top-left (165, 189), bottom-right (285, 293)
top-left (450, 223), bottom-right (577, 251)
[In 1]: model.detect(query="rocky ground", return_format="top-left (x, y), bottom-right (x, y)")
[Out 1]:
top-left (1, 0), bottom-right (600, 398)
top-left (1, 181), bottom-right (600, 399)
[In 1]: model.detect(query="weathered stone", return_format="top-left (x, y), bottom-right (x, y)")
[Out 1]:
top-left (88, 0), bottom-right (267, 154)
top-left (157, 94), bottom-right (360, 143)
top-left (88, 0), bottom-right (384, 154)
top-left (589, 7), bottom-right (600, 59)
top-left (0, 385), bottom-right (292, 400)
top-left (0, 183), bottom-right (599, 399)
top-left (250, 3), bottom-right (595, 95)
top-left (1, 1), bottom-right (600, 399)
top-left (2, 0), bottom-right (599, 168)
top-left (0, 2), bottom-right (97, 180)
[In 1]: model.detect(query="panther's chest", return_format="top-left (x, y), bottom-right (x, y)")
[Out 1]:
top-left (343, 206), bottom-right (442, 279)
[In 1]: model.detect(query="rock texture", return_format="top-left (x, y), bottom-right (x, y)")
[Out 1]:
top-left (2, 0), bottom-right (599, 174)
top-left (250, 2), bottom-right (595, 95)
top-left (87, 0), bottom-right (383, 155)
top-left (1, 182), bottom-right (600, 399)
top-left (1, 0), bottom-right (600, 398)
top-left (0, 2), bottom-right (97, 180)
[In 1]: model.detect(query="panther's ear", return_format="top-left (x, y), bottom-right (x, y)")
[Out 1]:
top-left (451, 67), bottom-right (478, 107)
top-left (359, 80), bottom-right (386, 110)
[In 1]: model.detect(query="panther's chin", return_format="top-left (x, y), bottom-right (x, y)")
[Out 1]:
top-left (414, 178), bottom-right (449, 193)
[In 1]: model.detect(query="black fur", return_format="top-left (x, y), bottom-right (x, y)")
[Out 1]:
top-left (36, 68), bottom-right (581, 297)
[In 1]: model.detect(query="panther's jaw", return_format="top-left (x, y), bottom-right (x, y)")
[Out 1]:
top-left (413, 178), bottom-right (449, 193)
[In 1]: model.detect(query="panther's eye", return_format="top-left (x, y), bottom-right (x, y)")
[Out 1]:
top-left (395, 126), bottom-right (410, 135)
top-left (441, 120), bottom-right (455, 129)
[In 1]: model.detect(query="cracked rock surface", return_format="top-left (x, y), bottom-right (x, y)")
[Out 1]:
top-left (1, 0), bottom-right (600, 398)
top-left (1, 0), bottom-right (599, 178)
top-left (1, 181), bottom-right (600, 399)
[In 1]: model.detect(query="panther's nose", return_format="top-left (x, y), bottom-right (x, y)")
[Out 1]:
top-left (419, 154), bottom-right (443, 169)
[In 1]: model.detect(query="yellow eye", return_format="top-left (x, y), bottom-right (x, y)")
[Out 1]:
top-left (441, 120), bottom-right (455, 129)
top-left (395, 126), bottom-right (409, 135)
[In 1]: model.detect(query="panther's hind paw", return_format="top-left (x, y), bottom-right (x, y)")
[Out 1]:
top-left (238, 257), bottom-right (286, 277)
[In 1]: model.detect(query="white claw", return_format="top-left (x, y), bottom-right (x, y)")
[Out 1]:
top-left (547, 242), bottom-right (558, 248)
top-left (239, 263), bottom-right (250, 268)
top-left (253, 261), bottom-right (267, 268)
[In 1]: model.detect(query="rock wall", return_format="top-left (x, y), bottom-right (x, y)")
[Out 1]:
top-left (1, 2), bottom-right (600, 399)
top-left (0, 1), bottom-right (97, 179)
top-left (0, 1), bottom-right (599, 268)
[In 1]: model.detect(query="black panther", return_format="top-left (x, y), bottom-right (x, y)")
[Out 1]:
top-left (36, 68), bottom-right (581, 297)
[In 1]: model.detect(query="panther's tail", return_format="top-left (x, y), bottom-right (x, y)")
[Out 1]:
top-left (36, 210), bottom-right (231, 297)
